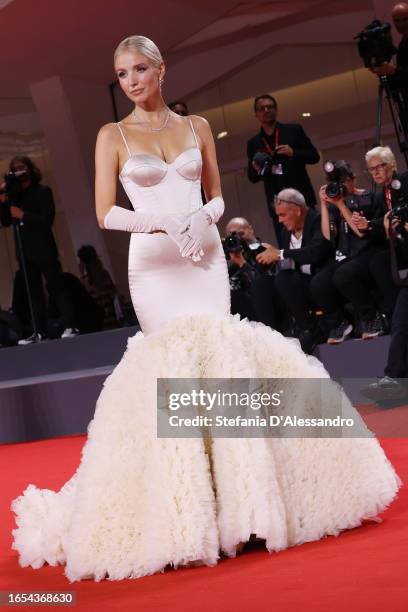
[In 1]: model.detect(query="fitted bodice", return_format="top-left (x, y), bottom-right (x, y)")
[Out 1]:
top-left (117, 121), bottom-right (203, 217)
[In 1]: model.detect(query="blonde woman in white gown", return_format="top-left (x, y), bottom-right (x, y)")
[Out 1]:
top-left (12, 36), bottom-right (401, 582)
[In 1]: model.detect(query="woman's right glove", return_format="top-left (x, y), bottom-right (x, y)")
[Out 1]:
top-left (103, 206), bottom-right (192, 254)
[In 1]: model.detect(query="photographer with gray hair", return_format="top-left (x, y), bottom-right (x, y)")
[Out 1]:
top-left (346, 146), bottom-right (406, 334)
top-left (257, 188), bottom-right (332, 353)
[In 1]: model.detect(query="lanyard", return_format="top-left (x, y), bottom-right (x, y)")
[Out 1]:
top-left (262, 127), bottom-right (279, 154)
top-left (385, 188), bottom-right (392, 210)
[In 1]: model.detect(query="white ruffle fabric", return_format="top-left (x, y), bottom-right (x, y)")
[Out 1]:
top-left (11, 315), bottom-right (401, 582)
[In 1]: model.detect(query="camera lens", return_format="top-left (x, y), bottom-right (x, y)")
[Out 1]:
top-left (325, 182), bottom-right (341, 199)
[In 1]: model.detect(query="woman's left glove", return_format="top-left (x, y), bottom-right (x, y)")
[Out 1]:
top-left (179, 209), bottom-right (210, 259)
top-left (179, 196), bottom-right (225, 261)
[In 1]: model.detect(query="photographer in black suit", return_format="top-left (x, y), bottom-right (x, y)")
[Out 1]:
top-left (247, 94), bottom-right (320, 246)
top-left (350, 147), bottom-right (405, 324)
top-left (0, 156), bottom-right (78, 343)
top-left (256, 188), bottom-right (332, 353)
top-left (313, 160), bottom-right (393, 344)
top-left (370, 3), bottom-right (408, 112)
top-left (224, 216), bottom-right (285, 329)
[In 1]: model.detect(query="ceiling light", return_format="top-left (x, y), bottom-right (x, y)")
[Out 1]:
top-left (302, 112), bottom-right (311, 118)
top-left (217, 131), bottom-right (228, 139)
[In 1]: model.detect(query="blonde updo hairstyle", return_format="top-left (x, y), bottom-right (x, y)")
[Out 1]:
top-left (114, 35), bottom-right (163, 68)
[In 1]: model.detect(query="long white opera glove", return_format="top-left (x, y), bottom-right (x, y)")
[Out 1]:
top-left (180, 196), bottom-right (225, 260)
top-left (103, 206), bottom-right (191, 253)
top-left (104, 206), bottom-right (160, 233)
top-left (202, 195), bottom-right (225, 225)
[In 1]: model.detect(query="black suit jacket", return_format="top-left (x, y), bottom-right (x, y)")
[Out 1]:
top-left (247, 122), bottom-right (320, 208)
top-left (368, 171), bottom-right (408, 243)
top-left (280, 209), bottom-right (332, 274)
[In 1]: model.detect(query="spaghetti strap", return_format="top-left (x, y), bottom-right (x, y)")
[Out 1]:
top-left (188, 117), bottom-right (199, 148)
top-left (115, 122), bottom-right (132, 158)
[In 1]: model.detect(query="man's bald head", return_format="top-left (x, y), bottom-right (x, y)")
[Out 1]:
top-left (392, 2), bottom-right (408, 35)
top-left (225, 217), bottom-right (256, 242)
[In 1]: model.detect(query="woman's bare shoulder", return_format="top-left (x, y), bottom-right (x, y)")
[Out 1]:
top-left (189, 114), bottom-right (210, 129)
top-left (189, 115), bottom-right (212, 142)
top-left (97, 122), bottom-right (120, 141)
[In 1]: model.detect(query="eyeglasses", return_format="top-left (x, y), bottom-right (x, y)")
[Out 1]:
top-left (256, 104), bottom-right (276, 112)
top-left (367, 162), bottom-right (388, 174)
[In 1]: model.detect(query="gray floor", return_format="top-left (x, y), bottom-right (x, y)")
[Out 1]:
top-left (0, 328), bottom-right (390, 444)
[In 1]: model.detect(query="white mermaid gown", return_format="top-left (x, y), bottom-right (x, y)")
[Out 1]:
top-left (12, 119), bottom-right (401, 582)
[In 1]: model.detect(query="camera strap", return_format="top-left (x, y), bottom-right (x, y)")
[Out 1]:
top-left (262, 128), bottom-right (279, 154)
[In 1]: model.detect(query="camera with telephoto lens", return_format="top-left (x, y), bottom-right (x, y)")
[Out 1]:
top-left (355, 19), bottom-right (395, 68)
top-left (324, 160), bottom-right (354, 199)
top-left (223, 231), bottom-right (266, 267)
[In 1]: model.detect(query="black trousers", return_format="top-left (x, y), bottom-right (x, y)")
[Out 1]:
top-left (385, 287), bottom-right (408, 378)
top-left (274, 270), bottom-right (315, 331)
top-left (232, 272), bottom-right (309, 332)
top-left (250, 274), bottom-right (280, 329)
top-left (310, 250), bottom-right (398, 323)
top-left (15, 255), bottom-right (76, 334)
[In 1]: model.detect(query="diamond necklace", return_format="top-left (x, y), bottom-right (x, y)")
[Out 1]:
top-left (133, 107), bottom-right (171, 132)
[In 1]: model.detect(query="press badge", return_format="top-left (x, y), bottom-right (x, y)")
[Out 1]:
top-left (271, 163), bottom-right (283, 175)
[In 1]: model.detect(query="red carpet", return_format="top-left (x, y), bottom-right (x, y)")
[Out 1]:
top-left (1, 434), bottom-right (407, 612)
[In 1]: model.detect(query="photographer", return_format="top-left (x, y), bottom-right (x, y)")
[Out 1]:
top-left (366, 145), bottom-right (408, 216)
top-left (223, 218), bottom-right (257, 321)
top-left (364, 145), bottom-right (407, 301)
top-left (362, 211), bottom-right (408, 403)
top-left (370, 3), bottom-right (408, 107)
top-left (247, 94), bottom-right (320, 246)
top-left (312, 160), bottom-right (389, 343)
top-left (224, 217), bottom-right (283, 328)
top-left (256, 188), bottom-right (332, 353)
top-left (0, 156), bottom-right (78, 343)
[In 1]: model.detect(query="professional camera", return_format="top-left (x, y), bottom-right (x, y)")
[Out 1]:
top-left (0, 171), bottom-right (27, 228)
top-left (389, 179), bottom-right (408, 229)
top-left (253, 151), bottom-right (276, 176)
top-left (393, 202), bottom-right (408, 223)
top-left (385, 180), bottom-right (408, 285)
top-left (223, 231), bottom-right (245, 256)
top-left (355, 19), bottom-right (395, 68)
top-left (223, 231), bottom-right (266, 268)
top-left (3, 170), bottom-right (27, 202)
top-left (393, 203), bottom-right (408, 243)
top-left (324, 160), bottom-right (354, 199)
